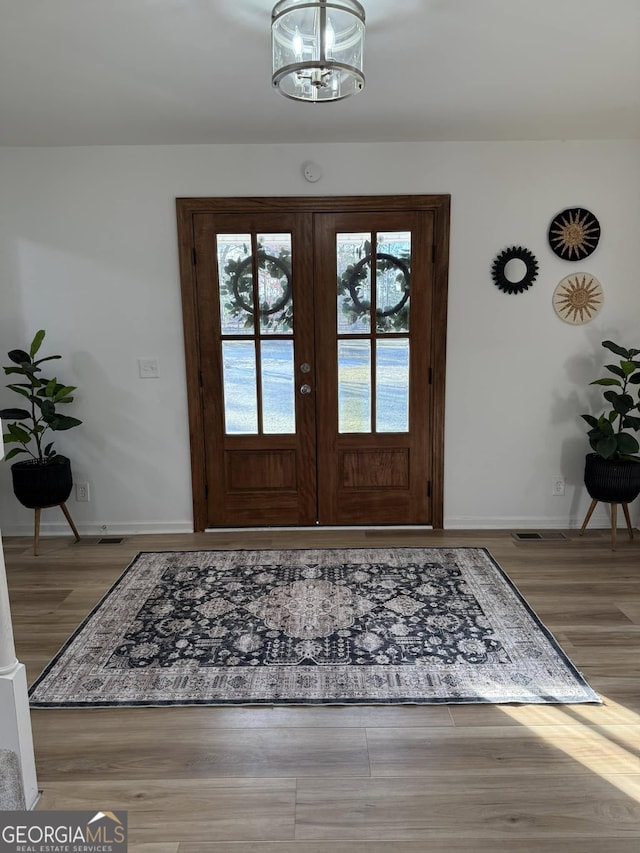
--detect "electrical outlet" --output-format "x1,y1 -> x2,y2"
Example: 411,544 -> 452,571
551,477 -> 565,496
76,482 -> 90,502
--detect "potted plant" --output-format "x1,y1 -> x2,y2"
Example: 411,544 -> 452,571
0,330 -> 82,510
581,339 -> 640,503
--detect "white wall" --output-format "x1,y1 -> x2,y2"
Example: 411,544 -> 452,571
0,140 -> 638,533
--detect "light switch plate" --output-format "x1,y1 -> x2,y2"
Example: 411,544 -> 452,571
138,358 -> 159,379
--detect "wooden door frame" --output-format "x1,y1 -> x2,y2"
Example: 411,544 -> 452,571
176,195 -> 450,532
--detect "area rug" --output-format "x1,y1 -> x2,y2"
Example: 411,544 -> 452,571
28,547 -> 600,707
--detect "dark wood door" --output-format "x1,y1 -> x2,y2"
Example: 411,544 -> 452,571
193,211 -> 317,525
177,196 -> 449,530
314,211 -> 435,524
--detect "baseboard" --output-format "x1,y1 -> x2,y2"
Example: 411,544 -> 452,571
0,521 -> 194,537
2,512 -> 633,537
444,509 -> 624,529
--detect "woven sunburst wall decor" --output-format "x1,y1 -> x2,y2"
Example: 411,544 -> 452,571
548,208 -> 601,260
552,272 -> 603,324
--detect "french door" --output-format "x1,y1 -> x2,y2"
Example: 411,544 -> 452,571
177,196 -> 450,530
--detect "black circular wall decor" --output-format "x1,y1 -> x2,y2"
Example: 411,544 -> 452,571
491,246 -> 539,294
548,207 -> 600,260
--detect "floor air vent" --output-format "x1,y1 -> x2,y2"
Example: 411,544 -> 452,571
512,531 -> 568,541
97,537 -> 125,544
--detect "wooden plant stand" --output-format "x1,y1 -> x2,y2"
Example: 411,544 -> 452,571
33,502 -> 81,556
579,498 -> 634,551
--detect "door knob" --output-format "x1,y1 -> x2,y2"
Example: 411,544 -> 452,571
300,384 -> 312,395
300,363 -> 311,374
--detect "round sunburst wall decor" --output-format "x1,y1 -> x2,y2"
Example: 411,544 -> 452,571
548,207 -> 601,260
552,272 -> 603,324
491,246 -> 539,294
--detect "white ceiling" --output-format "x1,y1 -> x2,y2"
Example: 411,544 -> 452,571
0,0 -> 638,147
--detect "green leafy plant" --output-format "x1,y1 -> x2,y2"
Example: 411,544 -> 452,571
0,330 -> 82,463
581,340 -> 640,460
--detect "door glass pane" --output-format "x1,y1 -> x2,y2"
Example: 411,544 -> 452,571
376,231 -> 411,333
222,341 -> 258,434
376,339 -> 409,433
217,234 -> 255,335
261,340 -> 295,434
338,340 -> 371,433
257,233 -> 293,335
337,232 -> 371,333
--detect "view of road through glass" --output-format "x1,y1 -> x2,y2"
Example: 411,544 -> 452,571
222,338 -> 409,435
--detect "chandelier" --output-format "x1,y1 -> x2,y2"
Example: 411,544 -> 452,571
271,0 -> 366,103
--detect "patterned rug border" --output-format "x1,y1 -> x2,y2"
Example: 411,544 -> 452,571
28,547 -> 602,708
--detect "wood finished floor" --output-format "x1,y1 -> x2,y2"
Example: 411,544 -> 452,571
4,527 -> 640,852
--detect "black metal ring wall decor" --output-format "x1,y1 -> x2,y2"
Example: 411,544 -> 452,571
346,252 -> 411,317
230,253 -> 292,316
548,207 -> 600,261
491,246 -> 539,294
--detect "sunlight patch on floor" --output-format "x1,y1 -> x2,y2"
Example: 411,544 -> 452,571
500,698 -> 640,801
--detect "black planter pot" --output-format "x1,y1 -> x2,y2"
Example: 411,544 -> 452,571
583,452 -> 640,504
10,456 -> 73,509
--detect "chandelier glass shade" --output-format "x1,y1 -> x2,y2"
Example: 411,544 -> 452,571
272,0 -> 366,103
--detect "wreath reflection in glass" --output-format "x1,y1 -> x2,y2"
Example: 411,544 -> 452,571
491,246 -> 539,294
222,243 -> 293,333
338,239 -> 411,333
220,237 -> 412,334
